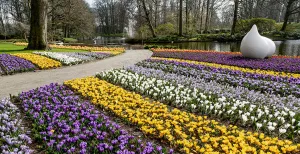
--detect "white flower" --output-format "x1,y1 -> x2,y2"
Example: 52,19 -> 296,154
279,128 -> 286,134
256,123 -> 262,129
242,114 -> 248,122
268,126 -> 275,131
289,111 -> 295,117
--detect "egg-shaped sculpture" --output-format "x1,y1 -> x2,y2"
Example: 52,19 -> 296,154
240,25 -> 275,59
262,36 -> 276,57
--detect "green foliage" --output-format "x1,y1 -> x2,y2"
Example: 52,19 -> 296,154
144,44 -> 177,49
236,18 -> 276,33
195,34 -> 244,42
155,23 -> 176,36
63,38 -> 78,43
136,25 -> 152,39
275,23 -> 300,33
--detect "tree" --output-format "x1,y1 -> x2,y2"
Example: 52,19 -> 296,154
231,0 -> 239,35
281,0 -> 300,31
140,0 -> 156,38
27,0 -> 48,50
203,0 -> 210,33
179,0 -> 183,36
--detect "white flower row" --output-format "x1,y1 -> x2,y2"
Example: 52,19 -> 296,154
97,69 -> 300,138
33,52 -> 82,65
0,98 -> 33,154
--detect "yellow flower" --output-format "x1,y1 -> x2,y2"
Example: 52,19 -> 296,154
13,53 -> 61,69
64,77 -> 300,153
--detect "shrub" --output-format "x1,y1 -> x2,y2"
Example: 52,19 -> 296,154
236,18 -> 276,34
155,23 -> 176,36
63,38 -> 78,43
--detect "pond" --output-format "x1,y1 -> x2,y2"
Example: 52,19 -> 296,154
151,40 -> 300,56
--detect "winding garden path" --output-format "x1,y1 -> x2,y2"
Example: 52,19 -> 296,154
0,50 -> 152,98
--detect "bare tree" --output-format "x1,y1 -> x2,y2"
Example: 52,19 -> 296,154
281,0 -> 300,31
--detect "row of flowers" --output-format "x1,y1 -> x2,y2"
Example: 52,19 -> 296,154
149,58 -> 300,84
13,53 -> 62,69
0,98 -> 33,154
0,51 -> 115,75
14,42 -> 125,55
138,60 -> 300,98
152,51 -> 300,73
18,83 -> 169,154
150,57 -> 300,80
151,48 -> 300,59
64,77 -> 300,153
77,52 -> 112,59
0,54 -> 36,75
33,52 -> 83,65
126,65 -> 300,112
97,69 -> 300,141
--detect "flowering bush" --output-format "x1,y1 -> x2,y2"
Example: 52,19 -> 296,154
19,83 -> 170,153
13,53 -> 62,69
152,51 -> 300,73
65,77 -> 300,153
0,98 -> 33,154
97,69 -> 300,140
0,54 -> 35,74
33,52 -> 82,65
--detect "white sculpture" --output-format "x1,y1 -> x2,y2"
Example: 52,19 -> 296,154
240,25 -> 276,59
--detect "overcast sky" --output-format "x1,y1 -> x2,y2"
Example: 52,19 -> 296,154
85,0 -> 94,6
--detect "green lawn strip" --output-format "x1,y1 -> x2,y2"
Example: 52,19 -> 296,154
0,42 -> 87,54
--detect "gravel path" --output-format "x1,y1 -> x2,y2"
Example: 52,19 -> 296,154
0,50 -> 152,98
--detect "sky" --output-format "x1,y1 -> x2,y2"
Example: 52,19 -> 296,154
85,0 -> 94,7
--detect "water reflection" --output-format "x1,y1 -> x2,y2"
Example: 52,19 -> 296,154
156,40 -> 300,56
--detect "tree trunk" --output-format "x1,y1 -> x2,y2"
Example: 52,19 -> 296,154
199,0 -> 205,33
141,0 -> 156,38
186,0 -> 188,34
27,0 -> 48,50
179,0 -> 183,36
204,0 -> 210,33
231,0 -> 239,35
281,0 -> 293,31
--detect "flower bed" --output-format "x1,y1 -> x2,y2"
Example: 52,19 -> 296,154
0,98 -> 33,154
14,42 -> 125,55
126,65 -> 300,112
65,77 -> 300,153
152,51 -> 300,73
19,83 -> 169,153
97,69 -> 300,140
33,52 -> 82,65
0,54 -> 36,74
57,52 -> 96,62
13,53 -> 62,69
78,52 -> 112,59
152,57 -> 300,79
137,60 -> 300,98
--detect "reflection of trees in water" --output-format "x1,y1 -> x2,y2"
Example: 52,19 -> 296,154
276,40 -> 300,56
157,40 -> 300,56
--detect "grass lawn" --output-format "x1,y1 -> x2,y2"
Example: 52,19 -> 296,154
0,42 -> 87,54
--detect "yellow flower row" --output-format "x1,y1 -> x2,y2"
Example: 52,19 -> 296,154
14,42 -> 125,55
13,53 -> 62,69
151,57 -> 300,78
64,77 -> 300,154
